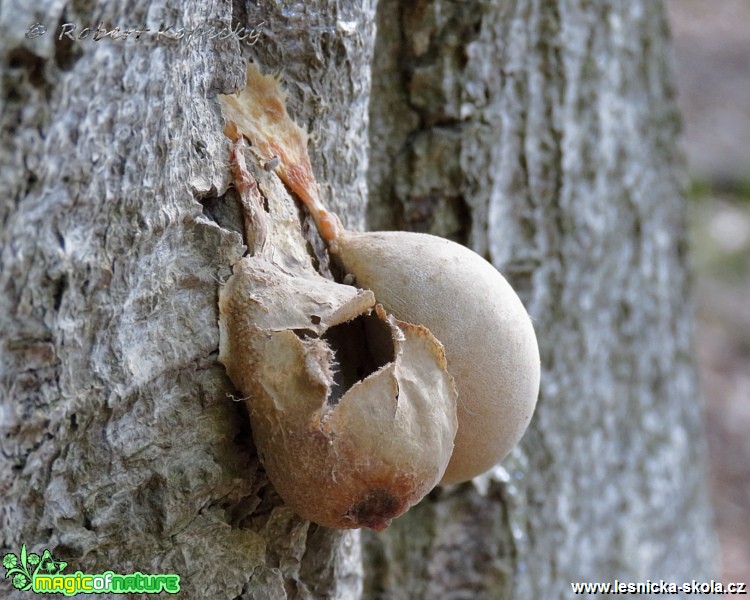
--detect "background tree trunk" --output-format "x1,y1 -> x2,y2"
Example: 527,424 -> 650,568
1,1 -> 716,600
364,1 -> 717,598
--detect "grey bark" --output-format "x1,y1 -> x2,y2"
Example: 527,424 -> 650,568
1,1 -> 373,598
364,1 -> 717,599
1,1 -> 716,600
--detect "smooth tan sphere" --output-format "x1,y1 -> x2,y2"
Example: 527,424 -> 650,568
332,230 -> 540,485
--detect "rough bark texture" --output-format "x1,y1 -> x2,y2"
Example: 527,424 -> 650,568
1,0 -> 717,599
364,1 -> 716,599
1,1 -> 373,598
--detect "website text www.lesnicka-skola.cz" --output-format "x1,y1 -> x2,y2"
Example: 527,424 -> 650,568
570,579 -> 747,595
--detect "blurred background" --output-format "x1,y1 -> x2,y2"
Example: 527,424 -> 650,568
665,0 -> 750,585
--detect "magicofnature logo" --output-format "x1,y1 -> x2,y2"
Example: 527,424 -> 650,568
3,545 -> 180,595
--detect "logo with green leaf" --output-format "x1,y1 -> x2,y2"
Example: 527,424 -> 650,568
3,545 -> 67,591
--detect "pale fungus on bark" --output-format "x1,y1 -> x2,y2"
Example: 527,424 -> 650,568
218,258 -> 458,530
330,230 -> 540,485
216,63 -> 540,530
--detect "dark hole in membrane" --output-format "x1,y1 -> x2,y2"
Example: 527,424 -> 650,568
323,310 -> 395,405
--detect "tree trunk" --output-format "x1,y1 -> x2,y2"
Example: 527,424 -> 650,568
1,1 -> 373,598
1,1 -> 716,600
363,1 -> 717,598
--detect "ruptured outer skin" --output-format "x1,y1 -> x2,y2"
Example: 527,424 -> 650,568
218,258 -> 458,530
331,230 -> 541,485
